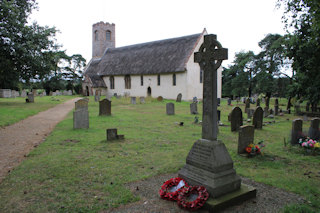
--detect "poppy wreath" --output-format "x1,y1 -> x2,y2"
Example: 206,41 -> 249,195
159,177 -> 189,201
177,186 -> 209,211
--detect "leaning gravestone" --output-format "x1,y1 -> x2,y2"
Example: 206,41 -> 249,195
131,97 -> 136,104
178,35 -> 252,202
291,118 -> 303,145
166,103 -> 174,115
230,107 -> 243,131
308,118 -> 320,140
140,97 -> 145,104
176,93 -> 182,102
99,98 -> 111,116
238,125 -> 255,154
252,107 -> 263,129
190,102 -> 198,114
26,93 -> 34,103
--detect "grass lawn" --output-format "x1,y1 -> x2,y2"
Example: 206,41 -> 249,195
0,97 -> 319,212
0,96 -> 78,127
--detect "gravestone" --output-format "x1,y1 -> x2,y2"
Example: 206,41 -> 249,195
238,125 -> 255,154
26,93 -> 34,103
176,93 -> 182,102
256,98 -> 260,107
75,99 -> 89,110
140,97 -> 145,104
106,129 -> 124,141
157,96 -> 163,101
291,118 -> 303,145
227,98 -> 231,105
245,98 -> 250,113
294,102 -> 301,115
230,107 -> 243,131
252,107 -> 263,129
166,103 -> 174,115
131,97 -> 136,104
308,118 -> 320,140
190,102 -> 198,114
274,98 -> 279,116
94,90 -> 100,102
99,98 -> 111,116
73,108 -> 89,129
179,35 -> 247,200
21,90 -> 27,98
247,109 -> 255,119
49,91 -> 53,96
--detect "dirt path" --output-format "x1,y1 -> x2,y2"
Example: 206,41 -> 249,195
0,97 -> 81,183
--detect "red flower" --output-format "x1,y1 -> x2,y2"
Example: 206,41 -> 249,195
177,186 -> 209,211
245,147 -> 252,153
159,177 -> 189,201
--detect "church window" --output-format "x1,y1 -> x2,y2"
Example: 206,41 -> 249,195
110,76 -> 115,89
140,75 -> 143,86
157,74 -> 161,86
173,74 -> 176,86
125,75 -> 131,89
106,30 -> 111,40
200,69 -> 203,83
95,30 -> 98,41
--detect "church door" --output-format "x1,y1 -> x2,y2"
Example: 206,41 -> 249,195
147,87 -> 151,97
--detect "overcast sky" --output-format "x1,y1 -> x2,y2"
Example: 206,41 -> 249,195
30,0 -> 286,67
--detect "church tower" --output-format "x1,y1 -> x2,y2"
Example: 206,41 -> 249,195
92,22 -> 115,58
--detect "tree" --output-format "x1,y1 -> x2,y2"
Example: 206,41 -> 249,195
0,0 -> 59,89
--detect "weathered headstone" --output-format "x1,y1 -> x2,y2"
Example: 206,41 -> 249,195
291,118 -> 303,145
21,90 -> 27,98
0,89 -> 11,98
99,98 -> 111,116
227,98 -> 232,105
26,93 -> 34,103
231,107 -> 243,131
179,35 -> 245,199
247,108 -> 255,119
252,107 -> 263,129
256,98 -> 260,107
73,109 -> 89,129
274,98 -> 279,116
176,93 -> 182,102
238,125 -> 255,154
245,98 -> 250,113
308,118 -> 320,140
106,129 -> 124,141
157,96 -> 163,101
140,97 -> 145,104
131,97 -> 136,104
75,99 -> 89,110
166,103 -> 174,115
190,102 -> 198,114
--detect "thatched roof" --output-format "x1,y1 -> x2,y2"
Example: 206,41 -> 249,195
84,59 -> 106,87
95,33 -> 203,76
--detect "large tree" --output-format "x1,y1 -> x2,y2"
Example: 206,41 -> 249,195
0,0 -> 59,89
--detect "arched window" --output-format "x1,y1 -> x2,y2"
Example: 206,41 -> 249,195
200,69 -> 203,83
157,74 -> 161,86
125,75 -> 131,89
173,74 -> 176,86
106,30 -> 111,40
140,75 -> 143,86
110,76 -> 115,89
94,30 -> 98,41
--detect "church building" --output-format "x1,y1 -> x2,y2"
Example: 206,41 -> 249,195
82,21 -> 222,100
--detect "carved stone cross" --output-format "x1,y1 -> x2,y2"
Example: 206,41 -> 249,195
194,34 -> 228,141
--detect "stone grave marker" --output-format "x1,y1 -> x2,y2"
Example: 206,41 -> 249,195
308,118 -> 320,140
238,125 -> 255,154
21,90 -> 27,98
140,97 -> 145,104
274,98 -> 279,116
245,98 -> 250,113
107,129 -> 124,141
26,93 -> 34,103
247,108 -> 255,119
73,108 -> 89,129
75,99 -> 89,110
252,107 -> 263,129
99,98 -> 111,116
227,98 -> 231,105
264,107 -> 269,117
157,96 -> 163,101
291,118 -> 303,145
294,102 -> 301,115
131,97 -> 136,104
166,103 -> 174,115
230,107 -> 243,131
179,35 -> 251,201
190,102 -> 198,114
176,93 -> 182,102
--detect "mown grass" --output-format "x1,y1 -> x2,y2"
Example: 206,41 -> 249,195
0,96 -> 78,127
0,97 -> 319,212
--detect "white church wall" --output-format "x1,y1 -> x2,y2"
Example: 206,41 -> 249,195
103,72 -> 187,100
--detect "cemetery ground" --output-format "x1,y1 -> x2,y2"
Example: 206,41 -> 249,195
0,97 -> 319,212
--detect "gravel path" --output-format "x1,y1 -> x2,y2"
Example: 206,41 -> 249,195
0,97 -> 81,183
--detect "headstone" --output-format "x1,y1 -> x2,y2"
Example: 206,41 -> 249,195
274,98 -> 279,116
99,98 -> 111,116
306,102 -> 310,112
256,98 -> 260,107
176,93 -> 182,102
0,89 -> 11,98
131,97 -> 136,104
21,90 -> 27,98
32,90 -> 37,96
294,102 -> 301,115
73,109 -> 89,129
94,90 -> 100,102
252,107 -> 263,129
245,98 -> 250,113
238,125 -> 255,154
227,98 -> 231,105
230,107 -> 243,131
247,109 -> 255,119
75,99 -> 89,110
157,96 -> 163,101
291,119 -> 303,145
193,97 -> 198,103
26,93 -> 34,103
106,129 -> 124,141
140,97 -> 145,104
308,118 -> 320,140
190,102 -> 198,114
49,91 -> 53,96
166,103 -> 174,115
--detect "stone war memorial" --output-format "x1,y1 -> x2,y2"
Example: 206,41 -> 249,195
178,34 -> 256,211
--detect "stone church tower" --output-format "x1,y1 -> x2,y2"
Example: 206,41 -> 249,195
92,22 -> 115,58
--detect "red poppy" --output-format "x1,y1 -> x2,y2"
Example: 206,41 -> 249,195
159,177 -> 189,201
177,186 -> 209,211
